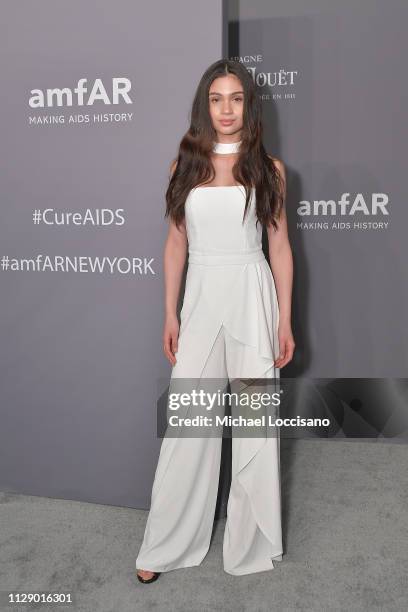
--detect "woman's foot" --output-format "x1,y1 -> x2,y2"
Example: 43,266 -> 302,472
136,569 -> 161,584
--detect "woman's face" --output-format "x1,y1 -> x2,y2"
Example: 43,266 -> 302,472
208,74 -> 244,141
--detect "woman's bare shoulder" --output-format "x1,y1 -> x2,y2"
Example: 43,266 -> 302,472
267,153 -> 284,166
267,154 -> 286,180
169,158 -> 178,179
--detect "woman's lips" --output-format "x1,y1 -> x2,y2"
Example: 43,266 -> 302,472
220,120 -> 234,126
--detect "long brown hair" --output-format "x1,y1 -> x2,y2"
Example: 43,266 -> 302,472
165,59 -> 285,231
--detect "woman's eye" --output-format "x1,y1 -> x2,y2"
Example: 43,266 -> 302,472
210,98 -> 243,103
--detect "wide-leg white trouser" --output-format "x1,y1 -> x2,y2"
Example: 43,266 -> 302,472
136,322 -> 283,576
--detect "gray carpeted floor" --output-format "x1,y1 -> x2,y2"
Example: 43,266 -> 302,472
1,439 -> 407,612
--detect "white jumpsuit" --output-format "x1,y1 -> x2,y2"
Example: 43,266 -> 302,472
136,185 -> 283,575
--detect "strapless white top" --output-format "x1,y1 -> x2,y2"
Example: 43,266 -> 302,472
185,186 -> 263,259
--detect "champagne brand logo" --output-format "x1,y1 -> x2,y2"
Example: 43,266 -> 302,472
230,54 -> 298,101
230,55 -> 298,87
246,67 -> 298,88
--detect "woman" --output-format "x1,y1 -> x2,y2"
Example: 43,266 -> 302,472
136,59 -> 295,582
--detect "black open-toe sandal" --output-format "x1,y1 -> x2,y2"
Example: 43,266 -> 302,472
136,570 -> 161,584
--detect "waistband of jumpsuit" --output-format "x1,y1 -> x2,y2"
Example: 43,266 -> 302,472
188,247 -> 266,266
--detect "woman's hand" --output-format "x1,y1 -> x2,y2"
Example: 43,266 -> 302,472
163,314 -> 180,366
274,320 -> 295,369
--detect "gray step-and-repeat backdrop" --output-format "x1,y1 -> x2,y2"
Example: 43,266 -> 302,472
226,0 -> 408,442
228,0 -> 407,379
1,1 -> 406,511
0,0 -> 223,509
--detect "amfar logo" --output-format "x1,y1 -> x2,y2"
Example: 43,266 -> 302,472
297,193 -> 390,231
297,193 -> 389,216
29,78 -> 132,108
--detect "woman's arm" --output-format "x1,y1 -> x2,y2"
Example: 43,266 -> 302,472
163,160 -> 188,365
163,217 -> 188,318
266,156 -> 295,368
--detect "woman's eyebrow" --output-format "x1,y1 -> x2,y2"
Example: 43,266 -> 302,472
209,91 -> 244,96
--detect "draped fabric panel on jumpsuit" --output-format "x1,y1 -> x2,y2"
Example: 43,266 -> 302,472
136,185 -> 283,575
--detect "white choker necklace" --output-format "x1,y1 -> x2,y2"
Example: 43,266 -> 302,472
212,140 -> 242,154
